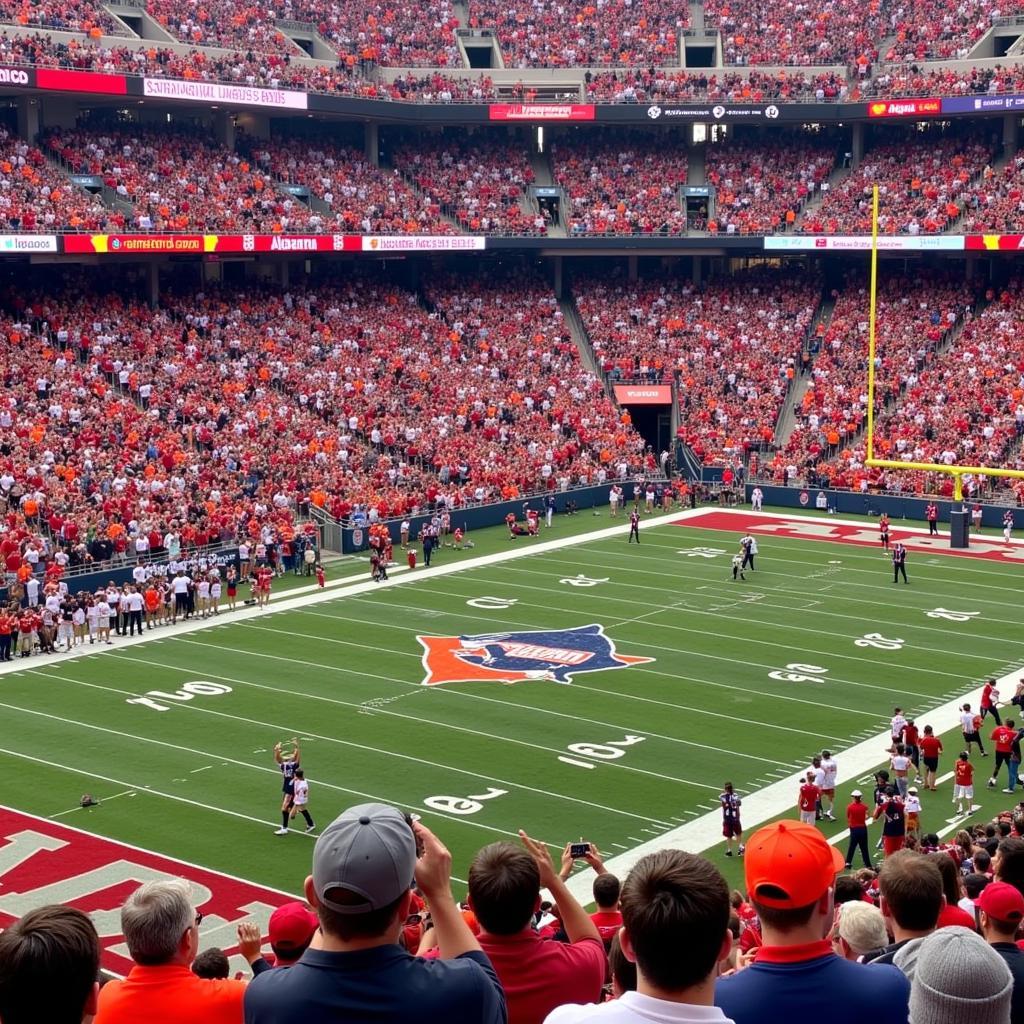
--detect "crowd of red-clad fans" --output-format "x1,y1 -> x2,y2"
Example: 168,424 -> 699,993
778,274 -> 974,490
43,123 -> 316,233
799,129 -> 996,235
574,271 -> 819,464
882,0 -> 1024,62
551,133 -> 689,236
393,137 -> 541,234
962,151 -> 1024,232
0,271 -> 650,579
466,0 -> 687,67
866,62 -> 1024,98
703,0 -> 883,66
586,68 -> 849,102
705,138 -> 834,235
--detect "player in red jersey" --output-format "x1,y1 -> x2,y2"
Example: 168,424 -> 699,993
981,679 -> 1003,725
797,771 -> 820,826
628,509 -> 640,544
988,719 -> 1017,791
953,751 -> 974,817
879,513 -> 891,551
919,725 -> 943,791
315,563 -> 325,588
720,781 -> 744,857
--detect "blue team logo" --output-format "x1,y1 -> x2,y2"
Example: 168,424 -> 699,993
417,624 -> 653,686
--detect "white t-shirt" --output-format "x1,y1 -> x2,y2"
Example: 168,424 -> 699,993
546,991 -> 736,1024
891,755 -> 911,775
961,711 -> 977,733
172,576 -> 190,595
127,593 -> 143,612
904,794 -> 921,814
292,779 -> 309,805
821,757 -> 838,789
809,765 -> 826,789
891,714 -> 908,738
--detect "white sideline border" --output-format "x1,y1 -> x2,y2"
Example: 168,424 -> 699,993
1,504 -> 1010,894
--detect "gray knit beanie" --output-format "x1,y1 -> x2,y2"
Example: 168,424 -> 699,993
908,927 -> 1013,1024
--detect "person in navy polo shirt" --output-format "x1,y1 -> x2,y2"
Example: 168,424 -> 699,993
714,820 -> 909,1024
244,803 -> 506,1024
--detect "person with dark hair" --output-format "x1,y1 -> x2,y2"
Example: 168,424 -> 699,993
589,873 -> 622,947
244,803 -> 506,1024
930,853 -> 977,930
192,948 -> 230,980
0,905 -> 100,1024
995,836 -> 1024,895
465,834 -> 605,1023
548,849 -> 736,1024
715,821 -> 909,1024
864,851 -> 943,967
606,933 -> 636,1000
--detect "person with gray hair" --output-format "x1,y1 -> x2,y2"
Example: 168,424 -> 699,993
832,901 -> 889,962
95,879 -> 263,1024
899,926 -> 1013,1023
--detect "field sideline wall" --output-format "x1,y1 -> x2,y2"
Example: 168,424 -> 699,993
750,484 -> 1014,525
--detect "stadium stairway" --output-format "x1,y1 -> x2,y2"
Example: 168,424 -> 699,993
687,0 -> 707,34
773,291 -> 836,447
529,147 -> 566,236
795,153 -> 853,230
557,294 -> 611,396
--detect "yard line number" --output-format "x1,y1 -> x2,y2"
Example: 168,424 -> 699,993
558,734 -> 647,770
127,680 -> 232,712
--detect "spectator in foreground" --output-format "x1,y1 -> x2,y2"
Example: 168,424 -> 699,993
0,905 -> 100,1024
865,850 -> 943,966
832,900 -> 889,962
465,834 -> 606,1023
192,948 -> 231,979
244,803 -> 506,1024
904,927 -> 1012,1024
264,901 -> 319,968
976,881 -> 1024,1021
714,821 -> 910,1024
546,849 -> 736,1024
589,872 -> 623,946
95,880 -> 260,1024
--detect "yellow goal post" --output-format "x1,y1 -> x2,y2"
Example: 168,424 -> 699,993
864,184 -> 1024,501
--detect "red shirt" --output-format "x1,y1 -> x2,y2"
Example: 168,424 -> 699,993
476,930 -> 606,1024
954,761 -> 974,786
589,910 -> 623,944
992,726 -> 1017,753
902,724 -> 920,747
982,684 -> 996,709
799,783 -> 820,812
846,801 -> 868,828
920,735 -> 943,759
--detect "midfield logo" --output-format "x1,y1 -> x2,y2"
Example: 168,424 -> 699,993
417,624 -> 653,685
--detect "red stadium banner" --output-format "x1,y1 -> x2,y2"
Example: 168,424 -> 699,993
866,98 -> 941,118
0,805 -> 295,976
489,103 -> 595,121
61,234 -> 362,255
613,384 -> 672,404
964,234 -> 1024,251
36,68 -> 127,95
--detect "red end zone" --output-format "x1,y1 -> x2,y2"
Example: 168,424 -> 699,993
0,806 -> 297,975
675,511 -> 1024,564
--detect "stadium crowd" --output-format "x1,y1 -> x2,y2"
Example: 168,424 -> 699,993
574,271 -> 819,464
585,68 -> 849,102
865,62 -> 1024,98
0,271 -> 649,584
780,274 -> 975,489
393,137 -> 540,235
10,797 -> 1024,1024
551,133 -> 689,236
882,0 -> 1024,62
799,130 -> 995,235
704,137 -> 835,235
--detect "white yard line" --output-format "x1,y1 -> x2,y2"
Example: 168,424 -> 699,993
49,789 -> 136,818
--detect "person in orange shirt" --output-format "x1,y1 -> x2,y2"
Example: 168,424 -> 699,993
94,880 -> 263,1024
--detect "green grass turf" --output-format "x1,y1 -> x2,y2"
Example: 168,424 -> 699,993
3,506 -> 1021,899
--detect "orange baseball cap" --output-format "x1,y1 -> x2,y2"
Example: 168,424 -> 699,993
744,820 -> 846,909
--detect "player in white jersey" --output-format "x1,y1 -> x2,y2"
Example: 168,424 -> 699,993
608,486 -> 619,518
889,707 -> 908,753
751,486 -> 763,512
820,750 -> 838,820
1004,509 -> 1014,543
731,553 -> 746,581
197,576 -> 211,618
288,769 -> 316,833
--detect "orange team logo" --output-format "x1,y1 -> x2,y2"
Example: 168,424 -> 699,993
417,624 -> 653,686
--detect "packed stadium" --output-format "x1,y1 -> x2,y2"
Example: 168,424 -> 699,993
4,2 -> 1024,1020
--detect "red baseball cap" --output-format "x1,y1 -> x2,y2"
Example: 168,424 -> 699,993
977,882 -> 1024,924
268,902 -> 318,951
744,820 -> 846,909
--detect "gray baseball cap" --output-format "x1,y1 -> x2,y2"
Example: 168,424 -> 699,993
312,803 -> 416,915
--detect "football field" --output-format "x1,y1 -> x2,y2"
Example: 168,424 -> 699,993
3,505 -> 1024,909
